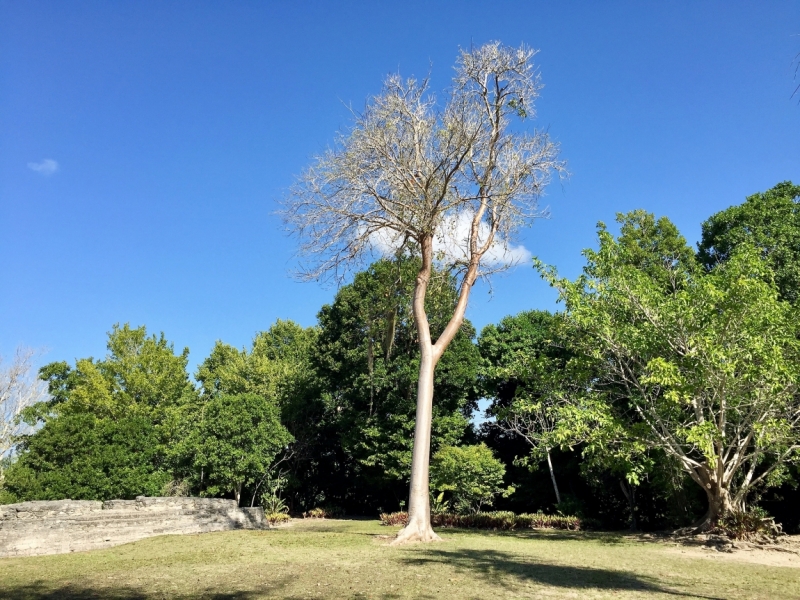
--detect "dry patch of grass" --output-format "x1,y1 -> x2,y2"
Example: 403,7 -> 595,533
1,519 -> 798,599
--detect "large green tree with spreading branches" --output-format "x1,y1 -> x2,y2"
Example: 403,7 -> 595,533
539,211 -> 800,529
5,324 -> 195,501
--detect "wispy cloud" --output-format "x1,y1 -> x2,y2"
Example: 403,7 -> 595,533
27,159 -> 59,176
368,212 -> 532,269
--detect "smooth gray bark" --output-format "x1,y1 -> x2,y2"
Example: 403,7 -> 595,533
545,449 -> 561,505
392,237 -> 480,544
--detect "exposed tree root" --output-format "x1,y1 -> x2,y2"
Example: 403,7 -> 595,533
390,522 -> 443,545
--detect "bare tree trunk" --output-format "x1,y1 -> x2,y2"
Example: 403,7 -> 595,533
393,238 -> 442,544
619,480 -> 637,531
545,448 -> 561,505
384,309 -> 397,361
393,237 -> 481,544
394,346 -> 441,543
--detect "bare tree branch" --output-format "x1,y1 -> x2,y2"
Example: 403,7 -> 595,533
0,347 -> 49,484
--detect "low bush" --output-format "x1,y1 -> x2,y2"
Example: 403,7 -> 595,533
303,506 -> 344,519
160,479 -> 191,497
265,512 -> 291,525
379,511 -> 408,526
713,508 -> 783,541
261,492 -> 289,517
379,510 -> 586,531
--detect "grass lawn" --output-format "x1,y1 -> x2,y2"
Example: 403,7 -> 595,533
1,519 -> 798,599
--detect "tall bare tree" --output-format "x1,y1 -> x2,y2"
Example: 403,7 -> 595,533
0,347 -> 48,485
284,42 -> 564,543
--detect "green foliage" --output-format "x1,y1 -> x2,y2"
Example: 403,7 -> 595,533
698,181 -> 800,303
478,310 -> 564,409
539,210 -> 800,521
430,444 -> 513,514
195,320 -> 318,406
191,393 -> 292,504
31,324 -> 194,423
478,310 -> 573,462
5,324 -> 194,501
713,507 -> 782,541
260,474 -> 289,515
186,320 -> 320,506
430,491 -> 451,515
5,413 -> 170,501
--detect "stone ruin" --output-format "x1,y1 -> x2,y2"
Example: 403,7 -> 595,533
0,496 -> 268,558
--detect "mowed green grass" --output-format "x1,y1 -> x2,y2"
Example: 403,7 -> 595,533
1,519 -> 798,599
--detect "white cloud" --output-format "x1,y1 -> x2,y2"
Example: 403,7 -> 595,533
27,159 -> 59,176
368,212 -> 531,269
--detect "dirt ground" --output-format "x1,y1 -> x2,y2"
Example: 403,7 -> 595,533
661,533 -> 800,569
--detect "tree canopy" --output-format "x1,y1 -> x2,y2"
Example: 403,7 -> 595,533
4,181 -> 800,536
6,324 -> 195,501
698,181 -> 800,303
430,443 -> 512,514
190,393 -> 292,506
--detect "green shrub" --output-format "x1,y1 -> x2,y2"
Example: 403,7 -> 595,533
5,414 -> 171,501
265,512 -> 291,524
379,510 -> 586,531
259,475 -> 289,516
430,444 -> 513,514
303,506 -> 343,519
714,508 -> 782,540
430,491 -> 451,515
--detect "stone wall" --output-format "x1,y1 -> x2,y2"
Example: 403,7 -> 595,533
0,496 -> 268,558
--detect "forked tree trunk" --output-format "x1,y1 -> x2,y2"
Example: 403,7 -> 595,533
393,238 -> 442,544
392,236 -> 480,545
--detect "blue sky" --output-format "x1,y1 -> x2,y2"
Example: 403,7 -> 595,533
2,1 -> 799,372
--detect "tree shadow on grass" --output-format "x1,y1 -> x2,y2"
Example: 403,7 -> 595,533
399,548 -> 726,599
0,581 -> 286,600
436,526 -> 638,542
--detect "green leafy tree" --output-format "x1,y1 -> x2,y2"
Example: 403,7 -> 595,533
191,393 -> 292,506
478,310 -> 569,504
430,444 -> 513,513
5,414 -> 170,501
5,324 -> 195,501
698,181 -> 800,303
184,320 -> 317,507
540,211 -> 800,529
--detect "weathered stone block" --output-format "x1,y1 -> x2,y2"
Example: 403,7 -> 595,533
0,497 -> 269,558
